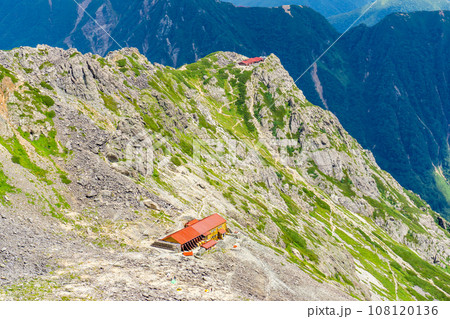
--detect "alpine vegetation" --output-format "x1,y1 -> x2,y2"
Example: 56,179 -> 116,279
0,46 -> 449,300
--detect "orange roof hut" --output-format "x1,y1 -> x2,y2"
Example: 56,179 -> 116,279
162,214 -> 227,251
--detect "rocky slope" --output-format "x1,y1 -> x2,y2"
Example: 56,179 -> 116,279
2,1 -> 450,223
0,46 -> 449,300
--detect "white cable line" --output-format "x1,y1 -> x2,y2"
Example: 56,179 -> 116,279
71,0 -> 124,50
292,0 -> 379,84
70,0 -> 379,75
70,0 -> 380,130
70,0 -> 378,85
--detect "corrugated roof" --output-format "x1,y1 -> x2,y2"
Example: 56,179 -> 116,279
201,240 -> 217,250
163,226 -> 201,244
219,228 -> 226,234
191,213 -> 226,234
162,214 -> 226,245
185,219 -> 199,227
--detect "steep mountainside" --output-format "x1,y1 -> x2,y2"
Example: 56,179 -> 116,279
0,46 -> 449,300
224,0 -> 371,17
324,11 -> 450,221
2,1 -> 450,222
223,0 -> 450,31
330,0 -> 450,31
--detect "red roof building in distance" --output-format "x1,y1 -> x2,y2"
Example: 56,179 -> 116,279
239,57 -> 264,66
161,213 -> 228,251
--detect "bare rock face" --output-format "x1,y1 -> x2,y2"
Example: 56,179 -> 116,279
0,117 -> 12,138
0,46 -> 449,301
143,199 -> 160,211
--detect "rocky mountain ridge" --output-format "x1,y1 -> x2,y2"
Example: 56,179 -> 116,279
224,0 -> 371,18
2,0 -> 450,223
0,45 -> 449,300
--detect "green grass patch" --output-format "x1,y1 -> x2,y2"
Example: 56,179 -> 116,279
29,130 -> 60,157
406,190 -> 427,209
307,166 -> 319,179
38,61 -> 53,70
40,81 -> 54,91
355,227 -> 385,251
149,210 -> 174,224
302,187 -> 315,198
389,242 -> 450,281
316,197 -> 331,211
45,110 -> 56,119
0,135 -> 49,182
403,269 -> 448,300
229,69 -> 256,134
334,272 -> 355,288
170,155 -> 182,166
141,113 -> 161,132
18,128 -> 67,158
280,191 -> 301,215
198,112 -> 216,133
126,55 -> 145,76
269,213 -> 318,263
386,241 -> 450,300
116,59 -> 127,68
265,93 -> 290,136
205,174 -> 221,187
282,227 -> 319,263
97,57 -> 109,67
223,189 -> 237,205
179,135 -> 193,157
13,91 -> 23,101
60,173 -> 72,184
335,228 -> 360,247
433,171 -> 450,211
41,95 -> 55,107
24,84 -> 55,109
0,278 -> 60,301
0,167 -> 17,203
0,65 -> 18,83
364,195 -> 427,234
100,92 -> 119,114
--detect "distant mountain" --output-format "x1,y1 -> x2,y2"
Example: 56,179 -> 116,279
0,0 -> 327,61
0,0 -> 339,74
226,0 -> 450,32
224,0 -> 371,17
329,0 -> 450,31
